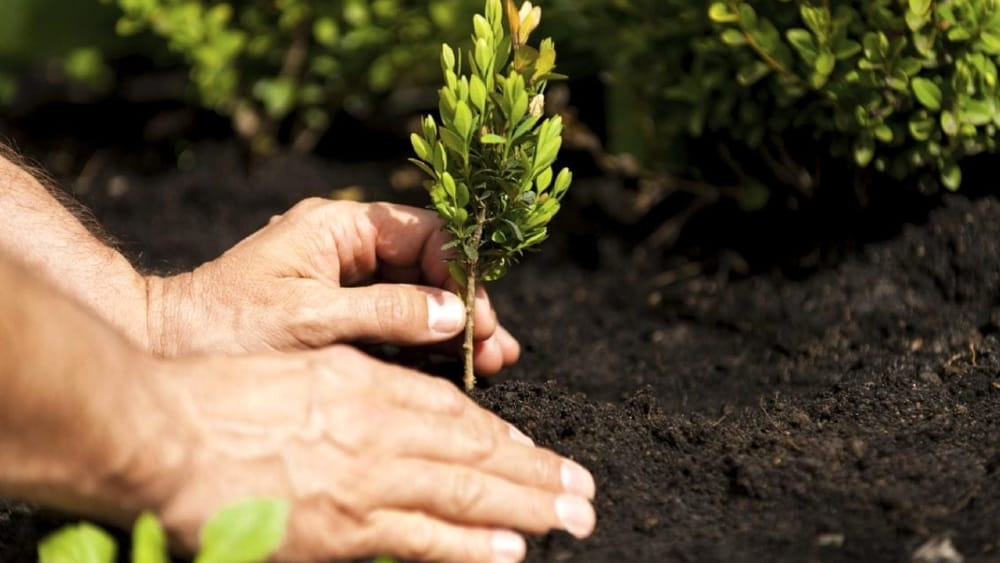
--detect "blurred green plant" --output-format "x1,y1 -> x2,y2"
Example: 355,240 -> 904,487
105,0 -> 479,152
411,0 -> 571,390
37,498 -> 288,563
545,0 -> 1000,209
0,0 -> 124,105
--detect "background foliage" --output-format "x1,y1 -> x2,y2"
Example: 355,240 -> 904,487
107,0 -> 478,152
5,1 -> 1000,202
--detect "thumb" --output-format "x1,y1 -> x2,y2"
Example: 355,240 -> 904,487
323,284 -> 467,345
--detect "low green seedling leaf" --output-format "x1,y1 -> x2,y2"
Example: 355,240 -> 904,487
195,498 -> 289,563
132,512 -> 169,563
38,522 -> 116,563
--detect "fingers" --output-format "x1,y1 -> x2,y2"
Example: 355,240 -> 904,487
372,459 -> 596,539
370,512 -> 526,563
295,281 -> 521,375
305,284 -> 467,345
473,326 -> 521,375
340,202 -> 453,286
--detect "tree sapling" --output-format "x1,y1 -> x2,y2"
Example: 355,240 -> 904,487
410,0 -> 572,391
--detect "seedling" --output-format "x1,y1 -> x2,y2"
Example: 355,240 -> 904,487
37,498 -> 288,563
410,0 -> 572,390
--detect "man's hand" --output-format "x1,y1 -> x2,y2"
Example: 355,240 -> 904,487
0,254 -> 595,563
139,346 -> 595,562
147,199 -> 519,375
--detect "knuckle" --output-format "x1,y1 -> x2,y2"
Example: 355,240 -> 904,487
428,378 -> 465,414
448,471 -> 488,516
400,517 -> 439,561
373,290 -> 413,332
462,428 -> 497,463
533,452 -> 562,489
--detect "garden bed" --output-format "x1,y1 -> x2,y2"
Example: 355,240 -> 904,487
1,142 -> 998,562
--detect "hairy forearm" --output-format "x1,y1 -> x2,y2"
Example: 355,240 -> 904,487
0,146 -> 151,350
0,253 -> 181,524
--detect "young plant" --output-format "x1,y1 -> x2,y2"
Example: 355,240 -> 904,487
37,498 -> 288,563
410,0 -> 572,391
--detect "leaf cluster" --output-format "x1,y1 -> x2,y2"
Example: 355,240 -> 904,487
106,0 -> 477,151
38,498 -> 288,563
545,0 -> 1000,200
409,0 -> 571,284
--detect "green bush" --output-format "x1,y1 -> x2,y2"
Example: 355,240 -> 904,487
0,0 -> 127,104
546,0 -> 1000,204
107,0 -> 479,152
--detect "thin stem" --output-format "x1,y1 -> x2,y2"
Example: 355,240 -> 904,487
463,207 -> 487,391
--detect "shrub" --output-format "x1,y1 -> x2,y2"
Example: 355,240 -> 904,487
410,0 -> 571,389
0,0 -> 125,105
107,0 -> 479,152
545,0 -> 1000,206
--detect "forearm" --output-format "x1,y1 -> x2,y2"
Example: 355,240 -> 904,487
0,147 -> 151,350
0,253 -> 182,524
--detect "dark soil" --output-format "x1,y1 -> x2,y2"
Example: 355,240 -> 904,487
1,142 -> 999,563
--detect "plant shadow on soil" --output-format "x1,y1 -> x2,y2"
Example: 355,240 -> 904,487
1,103 -> 999,562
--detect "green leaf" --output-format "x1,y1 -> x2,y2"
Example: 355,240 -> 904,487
720,28 -> 747,47
738,4 -> 758,28
853,133 -> 875,166
252,77 -> 296,118
940,111 -> 958,136
736,61 -> 771,86
908,0 -> 931,16
940,162 -> 962,190
441,172 -> 457,200
452,100 -> 474,140
312,18 -> 339,47
800,4 -> 829,40
786,28 -> 817,61
979,30 -> 1000,54
410,133 -> 431,161
447,262 -> 467,287
440,43 -> 456,72
455,181 -> 470,207
873,123 -> 893,143
407,158 -> 436,179
908,115 -> 935,141
708,2 -> 738,23
510,89 -> 529,125
469,75 -> 487,113
911,77 -> 942,110
815,50 -> 835,75
432,140 -> 448,172
195,498 -> 289,563
833,39 -> 862,60
961,98 -> 994,125
535,167 -> 553,192
132,512 -> 169,563
480,133 -> 507,144
473,14 -> 492,42
38,523 -> 116,563
552,168 -> 572,198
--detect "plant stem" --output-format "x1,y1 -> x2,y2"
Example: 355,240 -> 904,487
463,208 -> 487,391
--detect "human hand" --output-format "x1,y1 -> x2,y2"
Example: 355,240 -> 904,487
146,199 -> 519,375
138,345 -> 596,562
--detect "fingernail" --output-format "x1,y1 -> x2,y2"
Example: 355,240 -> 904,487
491,530 -> 526,563
508,424 -> 534,447
561,460 -> 596,499
427,292 -> 464,335
555,494 -> 596,539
